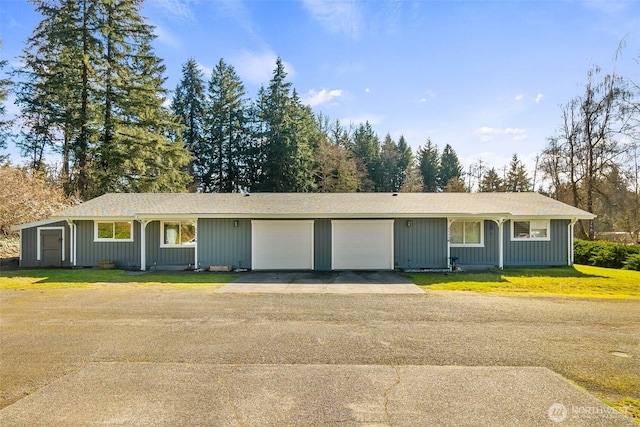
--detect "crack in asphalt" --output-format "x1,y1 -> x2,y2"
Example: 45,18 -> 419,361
383,365 -> 401,426
218,376 -> 243,427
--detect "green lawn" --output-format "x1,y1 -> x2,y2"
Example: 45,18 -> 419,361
0,268 -> 240,289
405,265 -> 640,298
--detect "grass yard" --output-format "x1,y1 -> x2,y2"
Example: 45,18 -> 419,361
405,265 -> 640,299
0,268 -> 240,289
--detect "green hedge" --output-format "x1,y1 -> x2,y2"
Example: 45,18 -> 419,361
574,240 -> 640,270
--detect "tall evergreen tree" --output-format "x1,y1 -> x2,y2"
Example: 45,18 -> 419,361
438,143 -> 463,191
379,134 -> 400,192
204,58 -> 247,192
505,153 -> 531,192
478,167 -> 504,192
171,58 -> 206,191
16,0 -> 190,199
255,58 -> 315,192
416,139 -> 439,192
351,121 -> 381,191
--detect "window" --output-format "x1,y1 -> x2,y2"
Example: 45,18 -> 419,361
95,221 -> 133,241
512,220 -> 550,240
450,220 -> 483,246
161,221 -> 196,247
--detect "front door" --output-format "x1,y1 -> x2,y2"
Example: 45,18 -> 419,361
41,230 -> 63,267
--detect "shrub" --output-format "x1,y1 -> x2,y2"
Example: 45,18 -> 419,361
574,240 -> 640,269
623,254 -> 640,271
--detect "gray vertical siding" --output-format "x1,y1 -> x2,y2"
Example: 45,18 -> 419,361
451,220 -> 500,268
196,218 -> 251,270
504,219 -> 569,266
75,220 -> 141,268
314,219 -> 332,271
144,221 -> 194,268
19,221 -> 72,268
394,218 -> 448,269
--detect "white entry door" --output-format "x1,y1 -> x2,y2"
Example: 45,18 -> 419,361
331,220 -> 394,270
251,220 -> 314,270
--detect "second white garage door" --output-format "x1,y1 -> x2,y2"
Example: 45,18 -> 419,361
331,220 -> 394,270
251,220 -> 314,270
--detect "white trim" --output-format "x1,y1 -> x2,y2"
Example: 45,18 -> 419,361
138,220 -> 151,271
11,218 -> 62,232
19,229 -> 22,262
449,219 -> 485,247
160,220 -> 197,248
568,219 -> 577,266
491,218 -> 506,269
67,220 -> 77,267
94,220 -> 134,242
37,226 -> 65,262
510,219 -> 551,241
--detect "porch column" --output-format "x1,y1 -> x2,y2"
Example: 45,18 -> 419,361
568,219 -> 577,266
138,220 -> 150,271
447,218 -> 454,270
193,219 -> 199,270
492,218 -> 506,270
66,220 -> 76,267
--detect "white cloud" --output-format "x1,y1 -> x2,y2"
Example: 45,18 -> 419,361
197,63 -> 213,79
148,0 -> 194,20
419,89 -> 437,103
302,0 -> 362,38
535,93 -> 544,103
504,128 -> 527,141
302,89 -> 344,107
473,127 -> 502,142
152,24 -> 182,48
341,113 -> 384,126
514,94 -> 524,101
232,51 -> 295,86
474,127 -> 527,142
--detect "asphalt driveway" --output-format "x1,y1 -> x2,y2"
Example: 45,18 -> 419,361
1,283 -> 638,425
220,270 -> 423,293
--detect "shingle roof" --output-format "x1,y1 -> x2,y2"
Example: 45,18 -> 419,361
51,192 -> 595,220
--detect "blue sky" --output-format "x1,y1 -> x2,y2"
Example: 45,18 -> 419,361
1,0 -> 639,177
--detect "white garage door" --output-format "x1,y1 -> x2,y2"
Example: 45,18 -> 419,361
331,220 -> 394,270
252,220 -> 314,270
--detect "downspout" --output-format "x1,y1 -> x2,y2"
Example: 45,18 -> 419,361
568,218 -> 577,266
138,219 -> 150,271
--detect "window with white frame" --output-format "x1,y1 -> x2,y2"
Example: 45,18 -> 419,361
511,220 -> 550,240
161,221 -> 196,247
95,221 -> 133,241
450,220 -> 483,246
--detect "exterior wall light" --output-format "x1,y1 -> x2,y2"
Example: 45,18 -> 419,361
406,220 -> 411,227
234,220 -> 239,227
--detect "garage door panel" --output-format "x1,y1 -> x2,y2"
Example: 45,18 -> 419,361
252,221 -> 314,270
332,220 -> 394,270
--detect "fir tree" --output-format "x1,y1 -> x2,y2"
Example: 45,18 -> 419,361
204,58 -> 247,192
438,144 -> 463,191
505,153 -> 531,192
479,167 -> 504,192
416,139 -> 439,192
351,121 -> 381,191
171,58 -> 206,191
